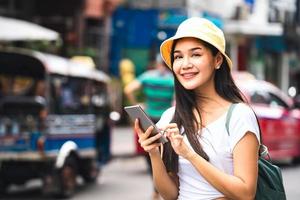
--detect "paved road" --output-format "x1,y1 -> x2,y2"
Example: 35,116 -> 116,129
1,125 -> 154,200
73,156 -> 153,200
281,163 -> 300,200
72,125 -> 153,200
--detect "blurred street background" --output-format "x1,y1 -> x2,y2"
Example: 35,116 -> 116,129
1,126 -> 300,199
1,0 -> 300,199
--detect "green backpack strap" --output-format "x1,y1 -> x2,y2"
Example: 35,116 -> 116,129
225,103 -> 269,158
225,103 -> 237,135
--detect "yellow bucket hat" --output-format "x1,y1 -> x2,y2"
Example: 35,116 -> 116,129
160,17 -> 232,69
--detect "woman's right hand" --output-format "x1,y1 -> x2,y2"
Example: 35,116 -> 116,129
134,119 -> 162,155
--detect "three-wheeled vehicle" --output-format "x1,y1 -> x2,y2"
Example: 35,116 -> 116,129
0,47 -> 111,197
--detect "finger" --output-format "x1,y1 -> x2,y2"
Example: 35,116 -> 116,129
134,119 -> 143,136
171,134 -> 184,140
169,133 -> 183,141
167,133 -> 183,145
165,128 -> 180,138
167,127 -> 180,134
137,125 -> 154,144
161,123 -> 178,132
141,133 -> 162,146
144,125 -> 154,138
143,142 -> 161,152
168,123 -> 178,128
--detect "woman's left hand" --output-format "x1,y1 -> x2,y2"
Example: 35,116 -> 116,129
163,123 -> 194,159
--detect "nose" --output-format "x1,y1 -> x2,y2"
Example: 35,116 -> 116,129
181,57 -> 193,69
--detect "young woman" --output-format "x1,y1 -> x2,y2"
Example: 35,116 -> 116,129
134,17 -> 260,200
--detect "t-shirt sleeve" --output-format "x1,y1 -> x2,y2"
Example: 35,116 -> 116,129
137,70 -> 153,84
156,106 -> 175,129
228,104 -> 260,152
136,72 -> 147,84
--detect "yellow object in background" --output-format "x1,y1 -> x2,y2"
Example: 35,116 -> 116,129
71,56 -> 96,69
119,58 -> 135,86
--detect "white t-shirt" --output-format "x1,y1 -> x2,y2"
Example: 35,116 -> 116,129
156,103 -> 260,200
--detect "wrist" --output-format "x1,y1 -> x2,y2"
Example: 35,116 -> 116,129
149,148 -> 160,157
184,150 -> 197,161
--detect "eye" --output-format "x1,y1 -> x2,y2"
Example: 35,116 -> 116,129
192,53 -> 201,57
174,55 -> 182,60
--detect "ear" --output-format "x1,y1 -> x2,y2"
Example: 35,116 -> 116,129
214,52 -> 223,69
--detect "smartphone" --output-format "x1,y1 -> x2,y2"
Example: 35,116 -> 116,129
124,105 -> 168,144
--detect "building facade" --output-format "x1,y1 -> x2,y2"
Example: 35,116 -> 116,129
0,0 -> 121,72
110,0 -> 300,97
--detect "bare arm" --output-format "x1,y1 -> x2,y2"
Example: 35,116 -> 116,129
124,79 -> 141,105
150,152 -> 179,200
134,119 -> 178,200
165,123 -> 259,200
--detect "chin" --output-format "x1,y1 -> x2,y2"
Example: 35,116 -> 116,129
181,83 -> 199,90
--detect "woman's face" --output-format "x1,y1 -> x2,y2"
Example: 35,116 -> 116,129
172,37 -> 221,91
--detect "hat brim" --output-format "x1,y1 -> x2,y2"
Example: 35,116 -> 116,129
160,34 -> 232,70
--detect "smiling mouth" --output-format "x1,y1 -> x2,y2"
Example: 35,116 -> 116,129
181,72 -> 198,79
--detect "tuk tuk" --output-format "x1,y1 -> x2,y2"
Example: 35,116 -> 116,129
0,47 -> 111,197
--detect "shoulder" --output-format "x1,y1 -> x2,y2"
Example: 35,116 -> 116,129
162,106 -> 175,117
231,103 -> 257,121
142,69 -> 157,76
156,106 -> 175,128
228,103 -> 260,150
230,103 -> 257,124
137,70 -> 157,81
234,103 -> 253,112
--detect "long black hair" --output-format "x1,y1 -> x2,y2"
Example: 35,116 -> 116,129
162,38 -> 245,173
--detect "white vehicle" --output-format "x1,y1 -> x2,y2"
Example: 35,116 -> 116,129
0,47 -> 111,197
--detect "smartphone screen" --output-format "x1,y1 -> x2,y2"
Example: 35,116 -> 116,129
124,105 -> 168,144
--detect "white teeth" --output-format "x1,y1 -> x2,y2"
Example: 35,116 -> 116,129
182,73 -> 195,78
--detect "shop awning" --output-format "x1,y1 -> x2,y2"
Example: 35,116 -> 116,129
224,20 -> 283,36
0,16 -> 60,41
0,48 -> 111,83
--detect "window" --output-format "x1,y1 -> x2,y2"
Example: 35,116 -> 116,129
49,76 -> 93,114
251,91 -> 269,105
268,92 -> 289,109
250,90 -> 289,109
0,74 -> 35,96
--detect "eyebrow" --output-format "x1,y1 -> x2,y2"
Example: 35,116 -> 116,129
173,47 -> 203,54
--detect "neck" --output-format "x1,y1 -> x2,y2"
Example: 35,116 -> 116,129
193,74 -> 230,111
195,88 -> 229,112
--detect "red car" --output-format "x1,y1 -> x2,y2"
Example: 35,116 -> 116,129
234,72 -> 300,162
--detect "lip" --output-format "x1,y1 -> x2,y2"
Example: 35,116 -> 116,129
181,72 -> 198,79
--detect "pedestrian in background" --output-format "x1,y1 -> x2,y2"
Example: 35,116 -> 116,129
135,17 -> 260,199
124,56 -> 174,200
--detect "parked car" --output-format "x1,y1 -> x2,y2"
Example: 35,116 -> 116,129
233,72 -> 300,162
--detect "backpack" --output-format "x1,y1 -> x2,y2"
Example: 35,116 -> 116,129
225,104 -> 286,200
